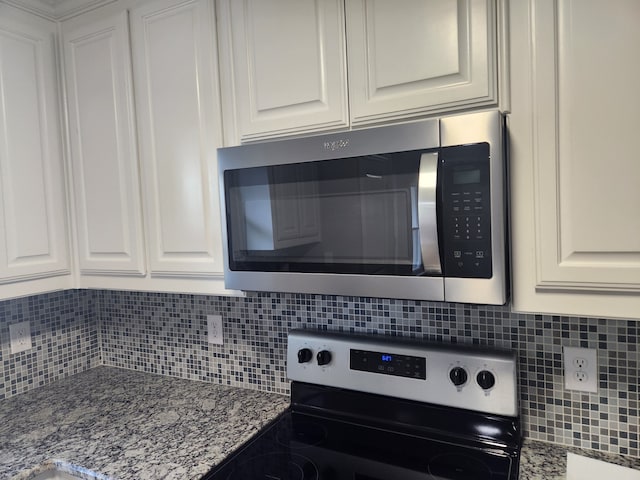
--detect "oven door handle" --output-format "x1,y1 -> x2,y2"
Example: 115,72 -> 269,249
418,152 -> 442,274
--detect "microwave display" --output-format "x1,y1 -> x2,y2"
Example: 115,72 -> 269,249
453,168 -> 481,185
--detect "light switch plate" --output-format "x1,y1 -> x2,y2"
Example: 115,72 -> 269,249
9,321 -> 32,354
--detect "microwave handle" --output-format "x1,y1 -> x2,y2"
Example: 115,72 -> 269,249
418,152 -> 442,274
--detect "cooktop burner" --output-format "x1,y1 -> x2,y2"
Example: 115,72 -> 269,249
201,330 -> 522,480
277,420 -> 328,450
205,407 -> 516,480
226,452 -> 319,480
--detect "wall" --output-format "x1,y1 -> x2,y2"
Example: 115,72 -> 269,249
0,289 -> 638,458
0,290 -> 99,400
98,290 -> 639,458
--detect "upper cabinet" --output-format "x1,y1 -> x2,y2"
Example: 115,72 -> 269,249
216,0 -> 349,143
509,0 -> 640,319
0,4 -> 71,296
63,8 -> 146,277
59,0 -> 229,295
217,0 -> 500,144
130,0 -> 224,278
346,0 -> 496,126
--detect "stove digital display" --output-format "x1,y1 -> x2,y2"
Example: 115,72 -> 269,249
350,349 -> 426,379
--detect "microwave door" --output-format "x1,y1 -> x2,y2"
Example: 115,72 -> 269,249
417,152 -> 442,275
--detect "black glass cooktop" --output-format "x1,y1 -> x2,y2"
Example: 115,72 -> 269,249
202,409 -> 516,480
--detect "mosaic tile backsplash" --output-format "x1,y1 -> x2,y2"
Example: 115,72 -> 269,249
1,288 -> 639,459
0,290 -> 99,400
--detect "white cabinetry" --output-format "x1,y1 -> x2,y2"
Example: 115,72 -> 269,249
60,0 -> 230,295
509,0 -> 640,319
129,0 -> 224,278
0,4 -> 71,298
216,0 -> 349,143
346,0 -> 496,126
63,9 -> 146,276
218,0 -> 499,144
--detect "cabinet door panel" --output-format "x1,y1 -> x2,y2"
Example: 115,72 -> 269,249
509,0 -> 640,319
0,11 -> 69,281
218,0 -> 348,143
63,11 -> 146,276
346,0 -> 496,125
131,0 -> 223,276
535,0 -> 640,291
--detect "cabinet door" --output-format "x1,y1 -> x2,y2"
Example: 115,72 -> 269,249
63,10 -> 146,276
130,0 -> 224,276
217,0 -> 349,144
346,0 -> 497,126
509,0 -> 640,319
0,6 -> 70,283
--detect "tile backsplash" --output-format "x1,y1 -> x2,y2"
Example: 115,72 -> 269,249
1,289 -> 638,458
0,290 -> 99,400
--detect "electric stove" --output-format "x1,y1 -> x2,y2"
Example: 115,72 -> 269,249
201,330 -> 522,480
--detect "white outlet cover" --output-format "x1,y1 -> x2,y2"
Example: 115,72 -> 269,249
564,346 -> 598,393
207,315 -> 224,345
9,321 -> 32,354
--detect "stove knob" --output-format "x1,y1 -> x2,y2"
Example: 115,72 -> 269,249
477,370 -> 496,390
297,348 -> 313,364
317,350 -> 332,366
449,366 -> 468,386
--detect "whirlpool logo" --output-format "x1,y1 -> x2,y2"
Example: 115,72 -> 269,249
323,139 -> 350,151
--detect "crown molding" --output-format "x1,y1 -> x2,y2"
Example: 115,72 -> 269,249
1,0 -> 115,20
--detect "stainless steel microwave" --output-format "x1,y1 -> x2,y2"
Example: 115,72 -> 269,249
217,110 -> 507,304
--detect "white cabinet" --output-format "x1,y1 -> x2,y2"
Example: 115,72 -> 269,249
62,9 -> 146,276
216,0 -> 349,143
509,0 -> 640,319
218,0 -> 499,144
0,4 -> 71,294
130,0 -> 224,278
59,0 -> 231,295
346,0 -> 496,126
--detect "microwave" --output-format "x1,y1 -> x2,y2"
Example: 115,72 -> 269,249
217,110 -> 507,305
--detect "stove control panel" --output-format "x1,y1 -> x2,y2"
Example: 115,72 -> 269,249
350,349 -> 427,379
287,330 -> 518,417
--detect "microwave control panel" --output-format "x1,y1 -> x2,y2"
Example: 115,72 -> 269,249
440,143 -> 492,278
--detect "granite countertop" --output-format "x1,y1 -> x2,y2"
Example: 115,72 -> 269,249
2,367 -> 639,480
0,367 -> 289,480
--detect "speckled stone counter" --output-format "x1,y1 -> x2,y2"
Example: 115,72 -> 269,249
3,367 -> 639,480
0,367 -> 289,480
520,438 -> 640,480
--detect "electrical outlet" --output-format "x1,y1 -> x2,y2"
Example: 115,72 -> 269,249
564,346 -> 598,393
207,315 -> 224,345
9,321 -> 32,354
573,357 -> 587,369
